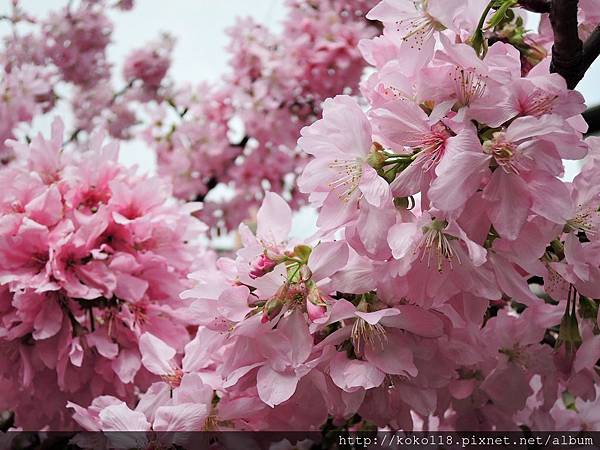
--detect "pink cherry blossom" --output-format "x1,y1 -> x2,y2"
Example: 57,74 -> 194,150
1,0 -> 600,436
0,118 -> 206,429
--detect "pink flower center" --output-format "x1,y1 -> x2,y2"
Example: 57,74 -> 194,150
451,67 -> 487,108
351,318 -> 387,353
78,187 -> 111,212
416,125 -> 450,171
418,219 -> 459,272
396,13 -> 435,51
521,89 -> 558,117
567,204 -> 598,235
129,304 -> 148,325
328,158 -> 363,202
161,367 -> 183,388
483,133 -> 521,175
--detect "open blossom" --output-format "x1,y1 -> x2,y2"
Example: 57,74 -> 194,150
298,95 -> 392,231
428,116 -> 587,238
0,118 -> 206,429
365,0 -> 460,78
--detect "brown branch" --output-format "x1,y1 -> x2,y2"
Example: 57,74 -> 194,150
518,0 -> 551,13
549,0 -> 584,89
583,25 -> 600,73
583,104 -> 600,135
521,0 -> 600,89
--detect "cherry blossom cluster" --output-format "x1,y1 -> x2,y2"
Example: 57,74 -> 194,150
1,0 -> 380,236
0,119 -> 206,430
0,0 -> 140,159
0,0 -> 383,432
144,0 -> 380,232
68,0 -> 600,435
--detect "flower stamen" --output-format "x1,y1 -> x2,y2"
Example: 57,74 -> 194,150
351,318 -> 387,353
418,219 -> 459,272
328,158 -> 363,202
451,67 -> 487,108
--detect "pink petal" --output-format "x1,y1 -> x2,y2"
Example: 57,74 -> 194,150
114,273 -> 149,303
449,379 -> 475,400
278,310 -> 313,366
217,285 -> 251,322
355,308 -> 400,325
87,332 -> 119,359
67,401 -> 101,431
25,185 -> 63,227
257,365 -> 300,407
527,172 -> 574,224
390,156 -> 427,197
483,171 -> 531,240
174,373 -> 214,405
256,192 -> 292,245
139,333 -> 176,376
574,335 -> 600,373
111,349 -> 142,384
429,131 -> 489,212
381,305 -> 444,337
330,352 -> 385,392
359,165 -> 392,208
99,403 -> 151,431
488,253 -> 539,305
153,403 -> 209,431
364,333 -> 418,377
308,241 -> 349,281
32,298 -> 63,340
388,222 -> 419,260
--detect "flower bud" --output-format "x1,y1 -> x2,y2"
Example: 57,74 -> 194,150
249,254 -> 277,279
366,142 -> 386,171
306,284 -> 327,322
557,311 -> 582,352
293,244 -> 312,262
261,295 -> 285,323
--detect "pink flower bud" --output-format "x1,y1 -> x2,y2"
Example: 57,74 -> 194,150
261,295 -> 285,323
249,254 -> 277,279
306,285 -> 327,322
306,299 -> 327,322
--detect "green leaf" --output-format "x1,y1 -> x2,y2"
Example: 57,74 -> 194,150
485,0 -> 518,30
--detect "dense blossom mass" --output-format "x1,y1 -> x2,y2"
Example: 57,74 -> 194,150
0,119 -> 206,429
0,0 -> 379,235
0,0 -> 600,439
